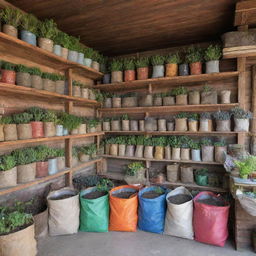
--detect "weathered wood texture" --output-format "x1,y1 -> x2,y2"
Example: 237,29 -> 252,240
235,0 -> 256,26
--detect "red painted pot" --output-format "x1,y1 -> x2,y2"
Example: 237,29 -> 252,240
31,121 -> 44,138
137,67 -> 149,80
189,62 -> 202,75
36,161 -> 48,178
124,70 -> 135,82
1,69 -> 16,84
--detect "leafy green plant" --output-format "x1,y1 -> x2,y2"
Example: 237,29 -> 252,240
201,138 -> 212,146
190,141 -> 200,150
54,31 -> 70,48
42,110 -> 57,123
83,47 -> 94,59
20,13 -> 39,34
168,136 -> 181,148
28,67 -> 42,76
136,136 -> 145,145
86,118 -> 100,129
126,136 -> 136,145
214,140 -> 226,147
96,178 -> 114,192
135,57 -> 149,68
180,136 -> 192,148
186,46 -> 203,63
0,7 -> 22,27
38,19 -> 58,39
123,58 -> 135,70
153,187 -> 164,194
110,59 -> 123,72
200,112 -> 212,120
202,85 -> 214,93
231,107 -> 252,119
188,113 -> 199,121
0,116 -> 13,124
12,147 -> 37,165
27,107 -> 45,122
235,156 -> 256,178
92,50 -> 101,62
151,55 -> 165,66
13,112 -> 33,124
121,114 -> 129,120
58,112 -> 82,131
1,61 -> 15,71
0,154 -> 16,171
152,136 -> 166,147
204,44 -> 222,61
213,111 -> 231,120
171,86 -> 188,96
174,112 -> 188,119
94,90 -> 104,103
35,145 -> 50,162
41,72 -> 54,80
125,162 -> 145,176
54,148 -> 65,157
15,64 -> 30,73
166,52 -> 181,64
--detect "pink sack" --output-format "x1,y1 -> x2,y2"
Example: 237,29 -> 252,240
193,191 -> 230,247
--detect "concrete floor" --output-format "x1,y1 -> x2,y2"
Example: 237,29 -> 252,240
38,231 -> 254,256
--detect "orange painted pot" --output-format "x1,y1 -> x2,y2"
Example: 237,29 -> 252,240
1,70 -> 16,84
165,63 -> 178,77
124,70 -> 135,82
31,121 -> 44,138
36,161 -> 48,178
189,62 -> 202,75
137,67 -> 149,80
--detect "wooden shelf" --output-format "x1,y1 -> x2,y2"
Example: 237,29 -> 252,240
0,82 -> 101,107
0,32 -> 103,80
223,46 -> 256,59
0,132 -> 105,148
94,71 -> 239,91
0,158 -> 102,196
100,103 -> 239,114
101,154 -> 223,165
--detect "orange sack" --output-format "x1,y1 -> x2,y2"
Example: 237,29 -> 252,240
109,185 -> 139,232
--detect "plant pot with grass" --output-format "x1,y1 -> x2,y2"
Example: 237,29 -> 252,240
199,112 -> 212,132
179,62 -> 189,76
167,120 -> 174,131
48,149 -> 58,175
115,137 -> 125,157
201,85 -> 217,104
112,94 -> 122,108
78,121 -> 87,134
55,148 -> 65,170
35,145 -> 49,177
164,143 -> 171,159
214,140 -> 227,163
86,118 -> 99,133
162,92 -> 175,106
175,112 -> 188,131
144,137 -> 154,158
191,142 -> 201,161
83,47 -> 94,67
77,46 -> 85,65
67,35 -> 79,62
110,117 -> 120,131
102,60 -> 111,84
158,118 -> 166,131
103,93 -> 112,107
231,107 -> 252,132
151,55 -> 165,78
0,154 -> 17,188
13,112 -> 33,140
201,138 -> 214,162
43,110 -> 57,137
122,92 -> 138,107
28,107 -> 45,138
213,111 -> 231,132
72,81 -> 81,97
29,67 -> 43,90
125,136 -> 136,157
91,51 -> 101,71
188,113 -> 199,132
153,93 -> 163,106
120,114 -> 129,131
195,168 -> 208,186
109,139 -> 118,156
123,58 -> 136,81
111,59 -> 123,83
88,89 -> 96,100
54,74 -> 65,95
15,64 -> 31,87
165,52 -> 180,77
102,117 -> 110,131
81,85 -> 89,99
186,46 -> 203,75
153,137 -> 166,160
20,13 -> 38,46
2,116 -> 18,141
1,61 -> 16,84
189,90 -> 200,105
169,136 -> 181,160
139,94 -> 153,107
172,86 -> 188,105
180,136 -> 192,160
135,136 -> 144,158
42,72 -> 55,92
204,44 -> 222,74
0,7 -> 22,37
38,19 -> 57,52
55,31 -> 69,59
124,162 -> 146,185
78,146 -> 90,163
135,57 -> 149,80
55,120 -> 64,136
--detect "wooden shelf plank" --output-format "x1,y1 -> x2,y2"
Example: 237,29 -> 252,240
101,154 -> 223,165
0,158 -> 102,196
100,103 -> 239,114
223,46 -> 256,59
0,132 -> 105,148
0,82 -> 101,107
94,71 -> 239,91
0,32 -> 103,80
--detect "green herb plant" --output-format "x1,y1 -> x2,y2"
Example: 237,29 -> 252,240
0,7 -> 22,27
204,45 -> 222,61
151,55 -> 165,66
125,162 -> 145,176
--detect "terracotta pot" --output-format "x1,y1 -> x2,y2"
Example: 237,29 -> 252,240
137,67 -> 149,80
118,144 -> 126,157
216,120 -> 231,132
130,120 -> 139,131
181,148 -> 190,160
220,90 -> 231,104
201,91 -> 217,104
139,94 -> 153,107
189,91 -> 200,105
166,63 -> 178,77
165,146 -> 171,159
44,122 -> 56,137
57,156 -> 65,170
0,167 -> 17,188
202,145 -> 214,162
176,94 -> 188,105
180,166 -> 194,183
17,123 -> 32,140
122,120 -> 130,131
111,71 -> 123,83
0,124 -> 4,141
172,147 -> 181,160
215,146 -> 227,163
190,62 -> 202,75
110,144 -> 118,156
72,86 -> 81,97
154,96 -> 162,106
179,64 -> 189,76
92,61 -> 100,71
124,70 -> 135,81
111,120 -> 121,131
81,88 -> 89,99
4,124 -> 17,141
55,80 -> 65,95
175,118 -> 188,131
16,72 -> 31,87
139,120 -> 145,131
112,97 -> 121,108
31,75 -> 43,90
3,24 -> 18,37
31,121 -> 44,138
154,146 -> 164,160
122,97 -> 138,108
61,47 -> 68,59
43,79 -> 55,92
158,119 -> 166,131
167,121 -> 174,131
166,164 -> 179,182
135,145 -> 144,158
17,162 -> 36,183
163,96 -> 175,106
144,145 -> 154,158
188,120 -> 198,132
1,69 -> 16,84
38,37 -> 54,52
36,161 -> 48,178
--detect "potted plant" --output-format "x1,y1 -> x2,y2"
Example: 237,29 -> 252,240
169,136 -> 181,160
174,112 -> 188,131
88,88 -> 96,100
153,93 -> 163,106
204,44 -> 222,74
231,107 -> 252,132
13,112 -> 33,140
135,136 -> 145,158
235,156 -> 256,179
213,111 -> 231,132
151,55 -> 165,78
116,136 -> 126,157
55,148 -> 65,171
158,118 -> 167,132
139,93 -> 153,107
112,94 -> 122,108
2,116 -> 18,141
102,117 -> 111,131
0,7 -> 22,37
72,81 -> 82,97
179,50 -> 189,76
52,30 -> 63,57
13,147 -> 37,183
1,61 -> 16,84
220,90 -> 231,104
47,148 -> 58,175
190,142 -> 201,162
165,52 -> 180,77
188,113 -> 199,132
142,137 -> 153,158
214,140 -> 227,163
124,162 -> 146,185
172,86 -> 188,105
108,137 -> 118,156
164,138 -> 171,160
0,154 -> 17,188
86,118 -> 100,133
100,55 -> 107,74
15,64 -> 31,87
201,138 -> 214,162
186,46 -> 203,75
83,47 -> 94,67
110,59 -> 123,83
29,67 -> 43,90
38,19 -> 57,52
125,136 -> 136,157
199,112 -> 212,132
78,145 -> 90,163
139,119 -> 145,131
109,117 -> 120,132
121,92 -> 138,108
123,58 -> 136,82
153,137 -> 166,160
65,35 -> 79,62
20,13 -> 38,46
77,45 -> 85,66
69,115 -> 83,135
35,145 -> 49,177
201,85 -> 217,104
162,92 -> 175,106
91,51 -> 100,71
57,31 -> 70,59
42,110 -> 57,137
78,118 -> 87,135
80,84 -> 89,99
167,118 -> 175,131
180,136 -> 192,160
53,74 -> 65,95
189,90 -> 200,105
121,114 -> 130,131
42,72 -> 55,92
27,107 -> 45,138
135,57 -> 150,80
195,168 -> 208,186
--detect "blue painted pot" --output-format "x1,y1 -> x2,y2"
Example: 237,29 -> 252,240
63,128 -> 69,136
192,149 -> 201,162
77,52 -> 84,64
84,58 -> 92,67
48,158 -> 58,175
68,50 -> 78,62
179,64 -> 189,76
53,45 -> 62,56
152,65 -> 164,78
103,74 -> 111,84
20,30 -> 37,46
56,125 -> 64,136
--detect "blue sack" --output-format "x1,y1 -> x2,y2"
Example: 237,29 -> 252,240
138,186 -> 166,234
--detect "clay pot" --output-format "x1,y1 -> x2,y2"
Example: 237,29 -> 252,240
111,71 -> 123,83
199,119 -> 209,132
1,70 -> 16,84
201,91 -> 218,104
61,48 -> 68,59
122,97 -> 138,107
181,148 -> 190,160
92,61 -> 100,71
110,144 -> 118,156
137,67 -> 149,80
104,98 -> 112,108
77,52 -> 84,65
189,91 -> 200,105
180,166 -> 194,183
216,120 -> 231,132
53,45 -> 62,56
158,119 -> 166,131
154,96 -> 162,106
166,63 -> 178,77
122,120 -> 130,131
166,164 -> 179,182
152,65 -> 164,78
154,146 -> 164,160
192,149 -> 201,161
48,158 -> 58,175
188,120 -> 198,132
179,64 -> 189,76
79,153 -> 90,163
17,163 -> 36,183
3,24 -> 17,37
17,123 -> 32,140
167,121 -> 174,131
234,118 -> 250,132
103,121 -> 110,131
0,167 -> 17,188
163,96 -> 175,106
43,122 -> 56,137
57,156 -> 65,170
220,90 -> 231,104
145,118 -> 157,131
103,74 -> 111,84
16,72 -> 31,87
165,146 -> 171,159
139,94 -> 153,107
118,144 -> 126,157
21,30 -> 37,46
84,58 -> 92,67
175,118 -> 188,131
215,146 -> 227,163
4,124 -> 17,141
130,120 -> 139,131
172,147 -> 181,160
31,121 -> 44,138
206,60 -> 219,74
135,145 -> 144,158
144,146 -> 154,159
202,145 -> 214,162
43,79 -> 55,92
111,120 -> 121,131
68,50 -> 78,62
0,125 -> 4,141
124,70 -> 136,81
81,88 -> 89,99
176,94 -> 188,105
31,75 -> 43,90
125,145 -> 135,157
112,97 -> 121,108
72,86 -> 81,97
36,161 -> 48,178
139,120 -> 145,131
190,62 -> 202,75
38,38 -> 53,52
55,80 -> 65,95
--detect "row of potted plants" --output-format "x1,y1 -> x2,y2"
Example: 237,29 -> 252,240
0,8 -> 105,71
102,45 -> 222,84
103,86 -> 232,108
104,135 -> 227,163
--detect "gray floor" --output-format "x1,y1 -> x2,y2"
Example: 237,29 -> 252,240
38,231 -> 254,256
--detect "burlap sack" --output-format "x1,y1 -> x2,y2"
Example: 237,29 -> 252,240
17,163 -> 36,183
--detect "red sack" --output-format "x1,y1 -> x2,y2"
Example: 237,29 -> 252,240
193,191 -> 230,247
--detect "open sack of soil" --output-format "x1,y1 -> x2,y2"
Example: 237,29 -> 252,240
164,186 -> 194,240
138,186 -> 166,234
79,187 -> 109,232
109,185 -> 139,232
193,191 -> 230,247
47,187 -> 80,236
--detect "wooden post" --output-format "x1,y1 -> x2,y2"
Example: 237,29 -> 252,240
67,68 -> 73,96
251,65 -> 256,154
65,138 -> 73,186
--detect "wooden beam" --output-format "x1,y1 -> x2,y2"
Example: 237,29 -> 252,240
237,57 -> 246,110
235,0 -> 256,26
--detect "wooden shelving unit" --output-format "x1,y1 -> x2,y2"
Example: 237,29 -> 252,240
223,45 -> 256,59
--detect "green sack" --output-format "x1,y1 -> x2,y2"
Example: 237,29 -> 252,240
195,174 -> 208,186
79,187 -> 109,232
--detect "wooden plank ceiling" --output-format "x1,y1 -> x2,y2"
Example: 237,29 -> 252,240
8,0 -> 236,56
